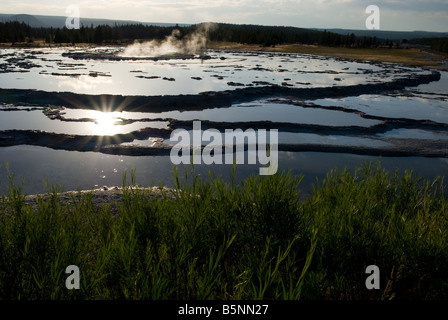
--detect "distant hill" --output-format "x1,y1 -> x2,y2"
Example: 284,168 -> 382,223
0,13 -> 446,41
0,13 -> 187,28
0,14 -> 45,28
317,28 -> 448,41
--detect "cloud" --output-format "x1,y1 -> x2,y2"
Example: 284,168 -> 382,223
0,0 -> 446,31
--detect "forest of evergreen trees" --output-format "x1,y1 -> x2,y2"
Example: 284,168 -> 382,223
2,20 -> 446,53
208,23 -> 384,48
0,21 -> 187,44
410,37 -> 448,54
0,21 -> 389,48
0,21 -> 33,43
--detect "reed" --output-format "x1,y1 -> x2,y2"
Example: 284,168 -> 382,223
0,161 -> 446,300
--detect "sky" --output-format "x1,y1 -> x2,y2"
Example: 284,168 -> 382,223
1,0 -> 447,32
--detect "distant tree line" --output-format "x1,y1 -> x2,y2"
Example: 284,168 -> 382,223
209,23 -> 386,48
0,20 -> 406,50
0,21 -> 33,43
410,37 -> 448,54
0,21 -> 192,44
52,24 -> 189,44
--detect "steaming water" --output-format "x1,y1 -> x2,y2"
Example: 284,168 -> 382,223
121,23 -> 216,57
0,48 -> 430,95
58,101 -> 380,127
156,130 -> 391,147
0,47 -> 447,195
0,108 -> 168,135
2,145 -> 448,197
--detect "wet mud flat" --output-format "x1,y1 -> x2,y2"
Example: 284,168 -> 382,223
1,126 -> 447,158
0,70 -> 440,112
61,51 -> 213,62
0,69 -> 447,159
0,47 -> 447,161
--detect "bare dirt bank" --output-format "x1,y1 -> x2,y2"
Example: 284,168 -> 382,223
208,42 -> 448,71
23,186 -> 175,215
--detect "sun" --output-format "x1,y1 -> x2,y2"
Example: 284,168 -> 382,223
94,112 -> 118,135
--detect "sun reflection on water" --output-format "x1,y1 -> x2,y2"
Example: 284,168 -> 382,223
94,112 -> 121,135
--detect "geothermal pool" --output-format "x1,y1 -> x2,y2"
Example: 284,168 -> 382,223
0,47 -> 435,95
0,47 -> 447,195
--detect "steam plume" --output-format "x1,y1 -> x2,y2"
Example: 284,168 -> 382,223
120,23 -> 217,58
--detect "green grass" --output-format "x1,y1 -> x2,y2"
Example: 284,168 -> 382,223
0,161 -> 447,300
